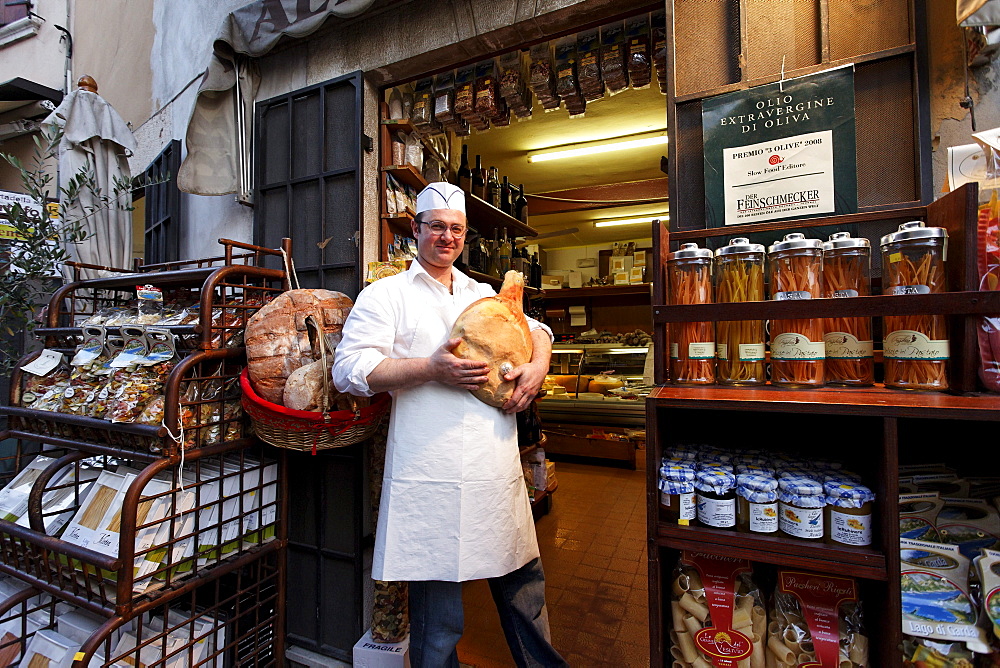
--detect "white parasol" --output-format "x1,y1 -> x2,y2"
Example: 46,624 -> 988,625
42,76 -> 137,279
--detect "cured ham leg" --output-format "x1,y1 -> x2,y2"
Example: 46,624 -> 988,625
451,270 -> 533,407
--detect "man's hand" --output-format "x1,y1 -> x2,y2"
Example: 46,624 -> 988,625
501,360 -> 547,414
429,338 -> 489,390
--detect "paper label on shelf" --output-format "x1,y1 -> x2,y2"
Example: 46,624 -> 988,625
749,502 -> 778,533
680,492 -> 697,521
832,288 -> 859,298
830,509 -> 872,546
824,332 -> 874,359
670,342 -> 679,359
682,552 -> 754,667
771,333 -> 825,361
779,503 -> 823,538
21,349 -> 64,376
697,495 -> 736,528
891,284 -> 931,295
718,343 -> 729,360
738,343 -> 765,361
778,571 -> 858,668
884,330 -> 950,360
688,342 -> 716,359
775,290 -> 812,300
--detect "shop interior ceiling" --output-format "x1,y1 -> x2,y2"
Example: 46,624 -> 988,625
462,81 -> 667,250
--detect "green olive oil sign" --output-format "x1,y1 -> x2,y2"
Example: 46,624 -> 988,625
702,66 -> 857,227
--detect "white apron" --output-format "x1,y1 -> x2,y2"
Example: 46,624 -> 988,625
372,282 -> 539,582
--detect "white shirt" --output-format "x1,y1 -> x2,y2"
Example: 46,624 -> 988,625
332,261 -> 551,581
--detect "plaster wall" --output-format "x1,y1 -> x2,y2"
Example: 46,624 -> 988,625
0,0 -> 66,91
70,0 -> 154,129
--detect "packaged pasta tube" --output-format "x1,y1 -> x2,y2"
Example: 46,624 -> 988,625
900,538 -> 991,655
823,232 -> 874,386
768,233 -> 825,387
715,238 -> 766,385
770,570 -> 867,668
881,220 -> 949,390
670,552 -> 766,667
668,243 -> 715,384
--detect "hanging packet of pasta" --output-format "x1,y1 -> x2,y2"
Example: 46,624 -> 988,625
899,492 -> 945,542
900,538 -> 990,654
670,552 -> 765,668
771,570 -> 867,668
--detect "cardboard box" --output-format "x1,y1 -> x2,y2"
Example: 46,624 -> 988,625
353,629 -> 410,668
567,271 -> 583,288
540,274 -> 564,288
613,271 -> 629,285
629,267 -> 645,284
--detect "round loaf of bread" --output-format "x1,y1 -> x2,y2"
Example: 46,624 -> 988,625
246,289 -> 353,405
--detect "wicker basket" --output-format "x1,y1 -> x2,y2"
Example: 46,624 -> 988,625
240,369 -> 389,453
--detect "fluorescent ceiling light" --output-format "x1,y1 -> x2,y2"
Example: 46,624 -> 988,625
551,349 -> 584,354
594,214 -> 669,228
528,131 -> 668,163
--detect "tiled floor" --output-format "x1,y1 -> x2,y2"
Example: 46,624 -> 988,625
457,451 -> 649,667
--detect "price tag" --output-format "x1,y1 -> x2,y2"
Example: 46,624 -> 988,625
20,349 -> 64,376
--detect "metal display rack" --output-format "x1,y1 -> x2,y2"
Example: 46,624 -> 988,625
0,238 -> 291,666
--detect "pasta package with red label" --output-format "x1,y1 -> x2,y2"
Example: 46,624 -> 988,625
978,191 -> 1000,392
669,552 -> 766,668
770,570 -> 868,668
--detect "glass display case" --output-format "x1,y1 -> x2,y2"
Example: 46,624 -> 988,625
538,343 -> 652,426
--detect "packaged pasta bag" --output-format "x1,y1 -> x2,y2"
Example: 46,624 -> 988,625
900,538 -> 991,657
433,71 -> 456,124
900,492 -> 945,542
978,190 -> 1000,392
136,284 -> 164,324
109,328 -> 178,424
770,569 -> 868,667
455,64 -> 479,121
625,13 -> 652,89
410,77 -> 434,128
499,51 -> 532,119
577,28 -> 604,101
554,36 -> 586,118
19,352 -> 70,406
653,9 -> 667,95
669,552 -> 767,668
937,497 -> 1000,559
529,42 -> 560,110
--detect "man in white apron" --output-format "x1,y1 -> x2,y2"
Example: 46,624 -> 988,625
333,183 -> 567,667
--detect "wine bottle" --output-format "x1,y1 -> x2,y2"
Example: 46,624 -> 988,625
472,155 -> 485,198
499,227 -> 512,274
487,167 -> 501,208
515,184 -> 529,223
457,144 -> 471,192
530,252 -> 542,289
500,176 -> 511,215
477,232 -> 490,273
490,228 -> 501,277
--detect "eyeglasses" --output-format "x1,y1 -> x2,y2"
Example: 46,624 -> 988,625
419,221 -> 467,238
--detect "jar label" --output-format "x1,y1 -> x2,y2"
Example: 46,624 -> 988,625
824,332 -> 874,359
680,492 -> 696,522
830,509 -> 872,546
779,503 -> 823,538
697,494 -> 736,528
775,290 -> 812,301
739,343 -> 765,361
750,502 -> 778,533
670,342 -> 679,359
832,289 -> 859,298
688,342 -> 716,360
718,343 -> 729,360
891,284 -> 930,295
884,330 -> 950,361
771,333 -> 825,361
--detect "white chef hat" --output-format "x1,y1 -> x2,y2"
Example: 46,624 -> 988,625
416,182 -> 466,215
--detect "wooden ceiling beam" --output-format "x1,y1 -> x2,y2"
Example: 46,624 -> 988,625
526,178 -> 668,216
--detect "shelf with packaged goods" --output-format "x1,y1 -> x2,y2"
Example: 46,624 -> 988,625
382,164 -> 427,191
654,524 -> 887,581
541,284 -> 652,300
381,119 -> 451,173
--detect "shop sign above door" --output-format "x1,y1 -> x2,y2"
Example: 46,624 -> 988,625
701,66 -> 857,227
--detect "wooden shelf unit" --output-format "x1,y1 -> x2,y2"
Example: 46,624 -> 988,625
645,184 -> 999,668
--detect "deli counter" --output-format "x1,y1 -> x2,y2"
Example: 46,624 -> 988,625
539,343 -> 651,427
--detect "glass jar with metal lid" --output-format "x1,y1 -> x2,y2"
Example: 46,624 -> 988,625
881,221 -> 950,390
777,475 -> 826,540
695,469 -> 737,530
768,233 -> 825,387
823,232 -> 874,386
715,238 -> 766,385
736,473 -> 779,534
824,479 -> 875,546
659,464 -> 697,526
667,243 -> 715,385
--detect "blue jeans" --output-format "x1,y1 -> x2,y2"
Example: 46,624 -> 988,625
408,557 -> 568,668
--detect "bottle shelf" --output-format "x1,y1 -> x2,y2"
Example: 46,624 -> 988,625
466,193 -> 537,239
542,284 -> 652,300
654,523 -> 887,580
